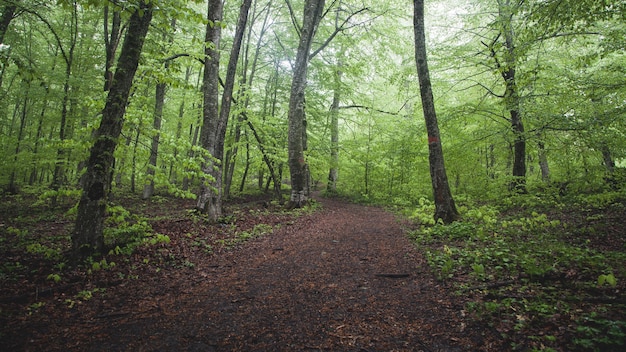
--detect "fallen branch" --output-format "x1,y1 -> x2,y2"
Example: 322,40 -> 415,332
375,273 -> 410,279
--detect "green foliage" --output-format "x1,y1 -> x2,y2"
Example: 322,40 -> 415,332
409,198 -> 437,226
103,205 -> 155,248
46,273 -> 61,283
573,313 -> 626,351
26,243 -> 62,261
34,188 -> 81,207
409,189 -> 626,350
598,273 -> 617,288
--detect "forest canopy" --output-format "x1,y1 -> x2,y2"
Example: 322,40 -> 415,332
0,0 -> 624,206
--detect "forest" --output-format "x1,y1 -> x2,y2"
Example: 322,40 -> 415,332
1,0 -> 625,351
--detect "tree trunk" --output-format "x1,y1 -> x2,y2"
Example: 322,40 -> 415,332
143,19 -> 176,199
328,52 -> 343,194
197,0 -> 251,220
130,119 -> 142,193
0,3 -> 15,91
224,0 -> 272,199
51,2 -> 78,200
103,5 -> 121,92
287,0 -> 325,208
239,131 -> 251,192
142,80 -> 164,199
537,137 -> 550,183
170,66 -> 192,184
0,4 -> 15,44
73,2 -> 152,259
8,81 -> 30,194
413,0 -> 459,224
601,143 -> 615,174
196,0 -> 224,216
498,0 -> 526,192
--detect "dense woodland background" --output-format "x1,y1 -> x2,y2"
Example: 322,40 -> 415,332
1,0 -> 624,206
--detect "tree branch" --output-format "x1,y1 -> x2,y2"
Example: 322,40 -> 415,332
309,7 -> 369,60
162,52 -> 204,65
338,104 -> 401,116
283,0 -> 301,37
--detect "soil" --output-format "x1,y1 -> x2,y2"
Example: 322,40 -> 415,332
0,193 -> 500,351
1,192 -> 624,351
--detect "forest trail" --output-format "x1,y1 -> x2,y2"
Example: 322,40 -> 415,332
8,197 -> 492,351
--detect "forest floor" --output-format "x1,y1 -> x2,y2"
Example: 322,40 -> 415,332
0,191 -> 624,351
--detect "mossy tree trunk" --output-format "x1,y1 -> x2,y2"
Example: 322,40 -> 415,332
73,2 -> 153,259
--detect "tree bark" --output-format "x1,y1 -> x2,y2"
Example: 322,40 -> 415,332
170,66 -> 192,184
498,0 -> 526,192
196,0 -> 224,216
328,50 -> 343,194
413,0 -> 459,224
0,3 -> 16,44
103,5 -> 122,92
51,2 -> 78,201
537,137 -> 550,183
601,143 -> 615,174
0,3 -> 15,94
224,0 -> 272,199
143,18 -> 177,199
287,0 -> 325,208
73,2 -> 152,259
197,0 -> 251,220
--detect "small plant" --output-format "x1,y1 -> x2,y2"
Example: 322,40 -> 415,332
598,273 -> 617,287
191,238 -> 213,253
87,258 -> 116,273
471,263 -> 486,279
144,233 -> 170,245
34,188 -> 81,206
75,288 -> 105,302
76,290 -> 93,301
47,273 -> 61,283
27,302 -> 45,315
25,243 -> 62,260
103,205 -> 155,248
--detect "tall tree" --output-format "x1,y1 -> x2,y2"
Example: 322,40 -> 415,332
143,18 -> 177,199
0,3 -> 16,44
413,0 -> 458,224
197,0 -> 252,219
327,49 -> 343,194
493,0 -> 525,192
103,3 -> 122,92
223,0 -> 273,199
73,1 -> 153,259
0,2 -> 16,90
51,0 -> 79,198
286,0 -> 325,208
196,0 -> 224,215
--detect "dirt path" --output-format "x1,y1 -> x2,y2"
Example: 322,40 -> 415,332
11,197 -> 491,351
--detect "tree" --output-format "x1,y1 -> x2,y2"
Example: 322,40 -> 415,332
197,0 -> 252,219
196,0 -> 224,216
327,53 -> 342,194
286,0 -> 325,208
0,3 -> 16,44
143,18 -> 177,200
413,0 -> 458,224
73,1 -> 153,258
0,2 -> 16,90
491,0 -> 526,192
223,0 -> 274,200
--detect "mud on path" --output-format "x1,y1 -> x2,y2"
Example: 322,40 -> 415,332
3,196 -> 495,351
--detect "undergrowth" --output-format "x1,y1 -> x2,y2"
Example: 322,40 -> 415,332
408,191 -> 626,351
